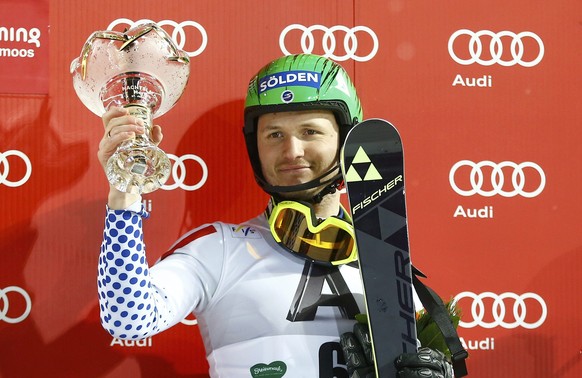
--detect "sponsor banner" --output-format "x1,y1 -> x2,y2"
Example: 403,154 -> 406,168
448,29 -> 545,68
279,24 -> 379,62
0,0 -> 579,377
454,291 -> 547,330
0,0 -> 49,94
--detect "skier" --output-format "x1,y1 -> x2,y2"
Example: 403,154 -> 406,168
97,53 -> 453,377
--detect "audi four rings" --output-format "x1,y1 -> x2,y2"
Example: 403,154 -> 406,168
279,24 -> 379,62
449,160 -> 546,198
107,18 -> 208,57
0,286 -> 32,324
448,29 -> 544,67
161,154 -> 209,191
0,150 -> 32,187
454,291 -> 547,329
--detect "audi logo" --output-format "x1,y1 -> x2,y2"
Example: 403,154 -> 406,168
454,291 -> 547,329
0,286 -> 32,324
279,24 -> 379,62
0,150 -> 32,187
448,29 -> 544,67
449,160 -> 546,198
107,18 -> 208,57
161,153 -> 208,191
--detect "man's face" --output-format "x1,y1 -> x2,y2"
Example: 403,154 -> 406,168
257,110 -> 340,200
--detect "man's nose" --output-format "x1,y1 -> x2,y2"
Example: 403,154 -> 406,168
282,136 -> 305,159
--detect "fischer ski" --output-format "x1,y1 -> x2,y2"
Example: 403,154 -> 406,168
341,118 -> 417,377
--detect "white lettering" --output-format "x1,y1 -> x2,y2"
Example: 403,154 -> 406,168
267,76 -> 279,88
0,47 -> 35,58
452,74 -> 465,86
0,27 -> 41,47
452,74 -> 492,87
283,73 -> 296,84
460,337 -> 495,350
352,175 -> 403,214
476,75 -> 492,87
259,72 -> 320,93
110,337 -> 153,347
453,205 -> 494,218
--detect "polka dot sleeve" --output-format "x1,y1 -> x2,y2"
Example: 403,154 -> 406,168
97,206 -> 164,340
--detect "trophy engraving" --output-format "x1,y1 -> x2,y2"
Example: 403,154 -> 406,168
71,23 -> 190,193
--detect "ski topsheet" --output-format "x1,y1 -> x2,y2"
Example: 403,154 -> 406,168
340,119 -> 417,377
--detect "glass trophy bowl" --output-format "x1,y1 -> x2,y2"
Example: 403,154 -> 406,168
70,23 -> 190,194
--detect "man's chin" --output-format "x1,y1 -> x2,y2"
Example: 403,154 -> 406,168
275,186 -> 324,202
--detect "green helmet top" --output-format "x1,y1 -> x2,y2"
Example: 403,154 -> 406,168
243,54 -> 363,197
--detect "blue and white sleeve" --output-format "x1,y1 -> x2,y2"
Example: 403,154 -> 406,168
97,206 -> 169,340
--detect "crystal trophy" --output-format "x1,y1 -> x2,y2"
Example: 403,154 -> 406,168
71,23 -> 190,193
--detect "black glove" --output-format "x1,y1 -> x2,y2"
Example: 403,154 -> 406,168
340,322 -> 375,378
340,323 -> 454,378
395,347 -> 454,378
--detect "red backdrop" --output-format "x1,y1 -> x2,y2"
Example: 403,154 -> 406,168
1,0 -> 580,377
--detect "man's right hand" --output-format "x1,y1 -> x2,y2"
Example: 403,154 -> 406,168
98,107 -> 163,209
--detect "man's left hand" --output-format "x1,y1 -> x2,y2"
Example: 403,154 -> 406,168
394,347 -> 453,378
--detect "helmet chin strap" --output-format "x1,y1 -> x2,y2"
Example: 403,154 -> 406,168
258,165 -> 343,204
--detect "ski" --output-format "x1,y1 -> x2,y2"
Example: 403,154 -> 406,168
341,118 -> 417,377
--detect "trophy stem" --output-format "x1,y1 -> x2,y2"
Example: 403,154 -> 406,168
106,104 -> 171,194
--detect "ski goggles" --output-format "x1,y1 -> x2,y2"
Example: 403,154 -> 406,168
267,200 -> 357,265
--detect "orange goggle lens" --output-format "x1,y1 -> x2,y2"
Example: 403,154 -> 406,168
270,204 -> 356,265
